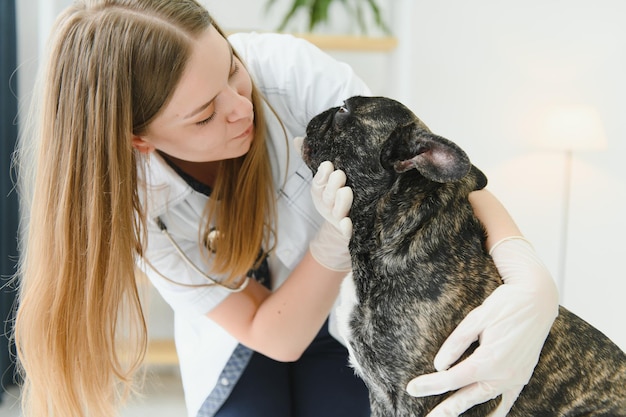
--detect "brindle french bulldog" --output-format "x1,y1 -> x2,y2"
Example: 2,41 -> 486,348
302,96 -> 626,416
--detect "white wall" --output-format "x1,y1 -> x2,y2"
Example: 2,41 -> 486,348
17,0 -> 625,350
397,1 -> 626,351
205,1 -> 626,350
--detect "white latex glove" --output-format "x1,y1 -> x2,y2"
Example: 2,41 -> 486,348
309,221 -> 352,272
406,236 -> 559,417
294,136 -> 353,239
297,136 -> 354,271
310,160 -> 353,239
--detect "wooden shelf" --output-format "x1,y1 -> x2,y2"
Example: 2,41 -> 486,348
292,33 -> 398,51
145,339 -> 179,365
226,30 -> 398,52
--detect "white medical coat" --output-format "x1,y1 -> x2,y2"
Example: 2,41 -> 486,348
138,32 -> 371,416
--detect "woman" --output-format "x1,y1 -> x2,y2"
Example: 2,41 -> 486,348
14,1 -> 559,416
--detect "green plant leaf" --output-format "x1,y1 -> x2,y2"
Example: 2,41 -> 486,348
365,0 -> 390,34
310,0 -> 333,31
275,0 -> 310,31
267,0 -> 390,34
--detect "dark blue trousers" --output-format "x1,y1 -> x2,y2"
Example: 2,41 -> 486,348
215,320 -> 371,417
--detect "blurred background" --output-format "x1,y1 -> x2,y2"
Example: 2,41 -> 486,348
2,0 -> 625,414
203,0 -> 626,351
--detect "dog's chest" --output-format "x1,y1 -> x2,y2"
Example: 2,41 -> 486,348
335,273 -> 365,375
340,214 -> 498,394
337,264 -> 449,378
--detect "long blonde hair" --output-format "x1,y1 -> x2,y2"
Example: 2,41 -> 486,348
14,0 -> 276,416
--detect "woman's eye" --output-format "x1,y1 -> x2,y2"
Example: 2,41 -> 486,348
195,60 -> 239,127
196,112 -> 216,126
230,62 -> 240,78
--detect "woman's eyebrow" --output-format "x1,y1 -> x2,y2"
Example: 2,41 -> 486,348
183,44 -> 235,120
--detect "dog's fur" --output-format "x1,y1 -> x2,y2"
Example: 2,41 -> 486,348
302,96 -> 626,416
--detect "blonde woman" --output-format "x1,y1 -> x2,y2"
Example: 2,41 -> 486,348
14,1 -> 559,416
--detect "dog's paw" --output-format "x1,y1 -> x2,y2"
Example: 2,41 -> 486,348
293,136 -> 304,156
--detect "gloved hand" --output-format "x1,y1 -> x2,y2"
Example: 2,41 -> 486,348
310,160 -> 353,239
405,236 -> 559,417
295,137 -> 354,272
308,161 -> 354,272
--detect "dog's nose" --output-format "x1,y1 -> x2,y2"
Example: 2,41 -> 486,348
334,104 -> 351,125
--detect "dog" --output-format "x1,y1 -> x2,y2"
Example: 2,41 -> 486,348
301,96 -> 626,416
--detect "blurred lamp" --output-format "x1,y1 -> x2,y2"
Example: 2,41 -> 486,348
537,105 -> 608,151
536,105 -> 607,301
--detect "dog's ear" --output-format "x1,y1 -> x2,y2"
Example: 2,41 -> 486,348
471,165 -> 488,190
380,123 -> 471,183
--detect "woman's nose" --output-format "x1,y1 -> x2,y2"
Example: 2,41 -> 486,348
224,87 -> 252,123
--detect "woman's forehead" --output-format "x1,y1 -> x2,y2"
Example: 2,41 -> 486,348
160,26 -> 231,123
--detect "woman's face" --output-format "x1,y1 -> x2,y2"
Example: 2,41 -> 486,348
133,26 -> 254,163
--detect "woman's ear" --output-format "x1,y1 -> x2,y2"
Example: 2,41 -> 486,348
131,136 -> 155,154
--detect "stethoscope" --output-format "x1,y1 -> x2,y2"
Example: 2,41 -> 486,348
153,216 -> 250,293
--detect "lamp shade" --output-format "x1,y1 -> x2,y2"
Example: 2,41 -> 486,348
535,105 -> 608,151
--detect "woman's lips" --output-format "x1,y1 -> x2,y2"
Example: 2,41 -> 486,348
234,122 -> 253,140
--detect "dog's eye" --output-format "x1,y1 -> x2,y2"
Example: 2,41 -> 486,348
338,105 -> 349,114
